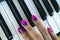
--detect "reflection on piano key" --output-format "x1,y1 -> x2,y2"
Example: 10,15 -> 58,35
0,14 -> 13,40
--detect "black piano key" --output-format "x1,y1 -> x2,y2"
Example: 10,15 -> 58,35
0,0 -> 4,3
5,0 -> 22,25
50,0 -> 59,12
42,0 -> 54,16
33,0 -> 47,20
18,0 -> 35,27
0,14 -> 13,40
57,32 -> 60,37
0,0 -> 5,2
0,37 -> 2,40
5,0 -> 26,30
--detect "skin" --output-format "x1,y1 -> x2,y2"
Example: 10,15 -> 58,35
21,32 -> 31,40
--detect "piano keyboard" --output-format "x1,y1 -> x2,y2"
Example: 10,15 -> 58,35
0,0 -> 60,40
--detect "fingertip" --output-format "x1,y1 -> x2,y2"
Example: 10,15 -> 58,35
47,27 -> 53,32
31,15 -> 37,21
18,27 -> 25,34
20,19 -> 27,26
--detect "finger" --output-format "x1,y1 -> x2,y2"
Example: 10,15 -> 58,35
18,27 -> 31,40
31,15 -> 52,40
47,27 -> 58,40
20,19 -> 44,40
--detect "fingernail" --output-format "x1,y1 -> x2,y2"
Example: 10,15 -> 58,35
20,20 -> 27,26
18,27 -> 25,34
31,15 -> 37,21
47,27 -> 53,32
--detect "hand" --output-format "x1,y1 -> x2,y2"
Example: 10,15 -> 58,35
18,15 -> 58,40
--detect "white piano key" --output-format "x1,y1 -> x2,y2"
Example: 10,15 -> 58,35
53,12 -> 60,30
0,2 -> 21,40
0,26 -> 8,40
48,0 -> 60,30
58,12 -> 60,16
0,1 -> 24,40
47,14 -> 60,34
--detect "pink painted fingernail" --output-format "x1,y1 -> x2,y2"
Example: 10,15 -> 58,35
31,15 -> 37,21
20,20 -> 27,26
47,27 -> 53,32
18,27 -> 25,34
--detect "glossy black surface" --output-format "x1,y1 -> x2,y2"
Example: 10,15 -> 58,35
33,0 -> 47,20
57,32 -> 60,37
0,0 -> 4,3
42,0 -> 53,16
0,37 -> 2,40
50,0 -> 59,12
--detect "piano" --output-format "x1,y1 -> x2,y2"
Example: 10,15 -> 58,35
0,0 -> 60,40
